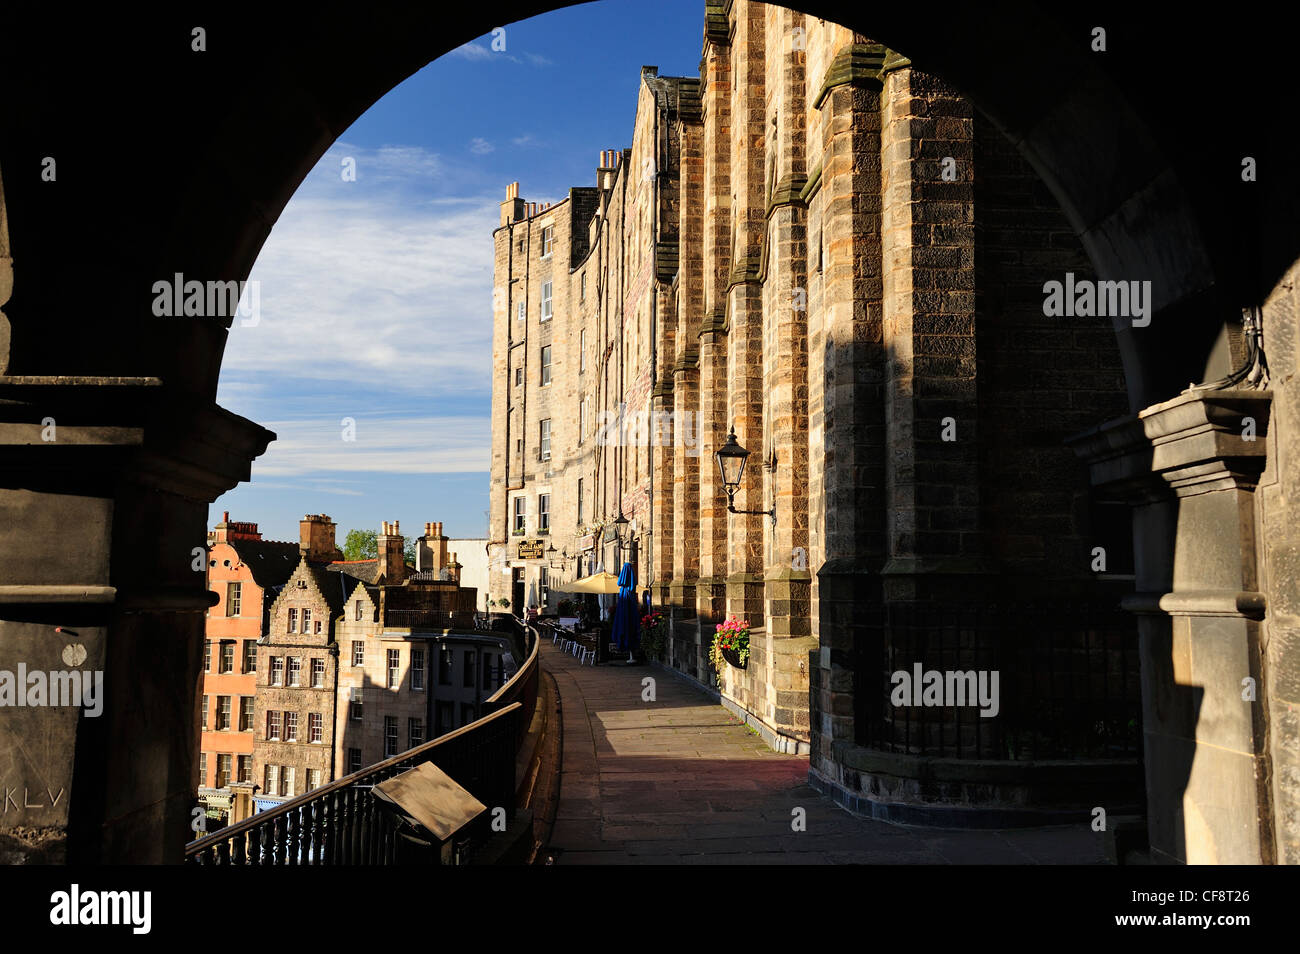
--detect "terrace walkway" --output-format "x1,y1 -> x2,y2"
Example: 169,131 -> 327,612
541,639 -> 1107,864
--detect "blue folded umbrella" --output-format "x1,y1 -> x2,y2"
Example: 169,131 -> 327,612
611,562 -> 640,654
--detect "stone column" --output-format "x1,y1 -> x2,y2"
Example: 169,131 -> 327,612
670,100 -> 704,626
878,59 -> 985,603
725,0 -> 767,633
0,378 -> 272,863
760,4 -> 814,744
694,5 -> 731,639
808,42 -> 889,776
1070,388 -> 1273,865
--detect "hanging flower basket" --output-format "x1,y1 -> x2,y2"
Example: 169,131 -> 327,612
720,645 -> 746,669
710,616 -> 750,671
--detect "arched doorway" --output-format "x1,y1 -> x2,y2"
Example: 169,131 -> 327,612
0,2 -> 1293,863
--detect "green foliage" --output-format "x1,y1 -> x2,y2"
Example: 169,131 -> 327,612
404,539 -> 417,566
342,529 -> 377,562
709,616 -> 751,671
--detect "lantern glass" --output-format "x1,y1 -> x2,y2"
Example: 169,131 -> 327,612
715,427 -> 750,493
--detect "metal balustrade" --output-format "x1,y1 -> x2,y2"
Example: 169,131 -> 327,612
187,621 -> 540,864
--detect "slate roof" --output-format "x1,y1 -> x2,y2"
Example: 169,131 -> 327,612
226,539 -> 301,590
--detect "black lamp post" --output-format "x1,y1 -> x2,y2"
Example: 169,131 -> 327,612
716,426 -> 776,526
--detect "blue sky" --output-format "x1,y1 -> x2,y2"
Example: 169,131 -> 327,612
210,0 -> 706,545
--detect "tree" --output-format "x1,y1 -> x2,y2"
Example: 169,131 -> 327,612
404,540 -> 416,567
342,529 -> 377,562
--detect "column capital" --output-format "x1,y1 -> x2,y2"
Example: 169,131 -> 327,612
1067,389 -> 1272,500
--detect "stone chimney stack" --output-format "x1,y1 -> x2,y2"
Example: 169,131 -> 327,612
500,181 -> 525,227
214,512 -> 262,543
416,521 -> 451,577
299,514 -> 340,562
377,520 -> 406,583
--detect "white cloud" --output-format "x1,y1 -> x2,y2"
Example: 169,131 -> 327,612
469,137 -> 494,155
252,415 -> 490,477
220,142 -> 499,396
449,42 -> 493,61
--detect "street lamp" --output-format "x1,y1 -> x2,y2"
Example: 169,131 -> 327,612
716,426 -> 776,526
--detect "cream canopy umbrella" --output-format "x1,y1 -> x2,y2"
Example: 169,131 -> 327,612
554,571 -> 621,594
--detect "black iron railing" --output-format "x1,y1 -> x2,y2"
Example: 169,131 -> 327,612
855,601 -> 1140,760
186,623 -> 540,865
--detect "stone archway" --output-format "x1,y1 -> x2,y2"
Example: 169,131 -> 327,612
0,2 -> 1294,862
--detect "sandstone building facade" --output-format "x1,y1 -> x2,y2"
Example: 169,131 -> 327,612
198,514 -> 298,817
489,0 -> 1139,821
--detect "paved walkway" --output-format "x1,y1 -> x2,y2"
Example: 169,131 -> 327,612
542,639 -> 1106,864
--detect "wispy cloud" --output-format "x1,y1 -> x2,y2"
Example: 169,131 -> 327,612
469,137 -> 494,155
447,38 -> 553,68
252,415 -> 490,477
220,142 -> 499,396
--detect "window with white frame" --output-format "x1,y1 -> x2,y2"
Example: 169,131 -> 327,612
270,657 -> 284,686
412,649 -> 426,691
220,641 -> 234,673
201,694 -> 208,730
265,764 -> 279,795
513,496 -> 526,533
216,695 -> 231,730
311,658 -> 324,687
541,225 -> 553,258
580,397 -> 588,443
282,766 -> 295,798
579,328 -> 586,372
240,696 -> 254,731
387,649 -> 401,689
287,608 -> 297,633
540,418 -> 551,461
539,494 -> 550,532
540,567 -> 549,605
199,752 -> 207,786
515,366 -> 523,387
541,345 -> 552,386
350,697 -> 363,721
577,478 -> 584,525
348,748 -> 362,774
540,281 -> 552,321
306,768 -> 322,792
409,718 -> 424,749
226,582 -> 241,617
216,753 -> 232,788
287,656 -> 301,687
301,609 -> 311,634
238,754 -> 252,783
266,710 -> 281,741
517,300 -> 525,322
309,711 -> 323,743
284,711 -> 298,742
204,640 -> 211,672
352,640 -> 364,667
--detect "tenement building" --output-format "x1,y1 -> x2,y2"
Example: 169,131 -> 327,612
489,0 -> 1142,824
198,514 -> 299,823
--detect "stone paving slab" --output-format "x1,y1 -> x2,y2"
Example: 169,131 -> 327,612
542,641 -> 1107,865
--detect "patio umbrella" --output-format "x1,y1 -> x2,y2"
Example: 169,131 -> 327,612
610,561 -> 640,656
553,571 -> 621,594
